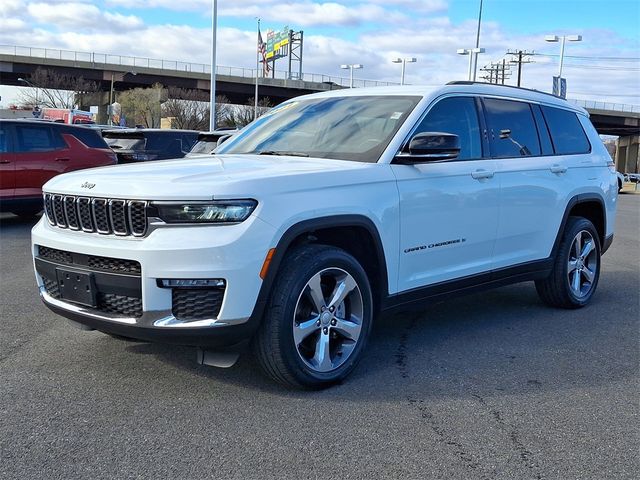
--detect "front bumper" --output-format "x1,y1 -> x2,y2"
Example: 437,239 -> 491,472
40,288 -> 258,348
32,215 -> 277,347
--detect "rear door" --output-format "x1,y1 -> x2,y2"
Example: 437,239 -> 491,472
392,95 -> 500,291
0,123 -> 16,199
13,123 -> 68,199
486,97 -> 570,268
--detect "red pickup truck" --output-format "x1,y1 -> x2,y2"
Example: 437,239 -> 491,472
0,120 -> 117,217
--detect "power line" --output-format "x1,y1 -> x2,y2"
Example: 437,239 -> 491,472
533,53 -> 640,62
507,50 -> 534,87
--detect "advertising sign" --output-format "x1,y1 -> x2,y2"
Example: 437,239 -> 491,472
266,26 -> 290,60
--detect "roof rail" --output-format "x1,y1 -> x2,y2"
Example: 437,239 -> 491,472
445,81 -> 563,101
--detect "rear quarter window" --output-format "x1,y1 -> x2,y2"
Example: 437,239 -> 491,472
540,106 -> 591,155
61,126 -> 110,149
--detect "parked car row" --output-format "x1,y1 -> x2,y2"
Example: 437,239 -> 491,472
0,119 -> 237,217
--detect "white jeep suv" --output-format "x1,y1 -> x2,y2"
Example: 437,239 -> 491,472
32,82 -> 617,388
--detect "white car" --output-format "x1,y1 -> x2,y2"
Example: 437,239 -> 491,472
32,82 -> 617,388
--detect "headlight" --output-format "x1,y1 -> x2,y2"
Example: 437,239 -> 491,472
153,200 -> 257,224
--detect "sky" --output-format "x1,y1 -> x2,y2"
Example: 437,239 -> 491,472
0,0 -> 639,105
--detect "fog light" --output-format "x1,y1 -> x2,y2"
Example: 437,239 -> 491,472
159,279 -> 225,288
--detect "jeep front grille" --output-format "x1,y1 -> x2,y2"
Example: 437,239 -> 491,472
43,193 -> 148,237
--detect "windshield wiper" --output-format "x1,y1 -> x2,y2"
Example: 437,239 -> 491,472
257,150 -> 309,157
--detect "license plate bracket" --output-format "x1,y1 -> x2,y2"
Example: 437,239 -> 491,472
56,267 -> 97,307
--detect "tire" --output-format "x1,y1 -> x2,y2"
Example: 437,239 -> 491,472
535,216 -> 601,309
10,208 -> 42,219
253,244 -> 373,389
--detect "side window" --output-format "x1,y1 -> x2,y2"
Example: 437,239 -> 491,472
483,98 -> 541,158
61,126 -> 108,148
541,106 -> 591,155
412,96 -> 482,160
15,125 -> 61,152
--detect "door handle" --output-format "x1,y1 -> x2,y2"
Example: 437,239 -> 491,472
55,157 -> 70,162
471,169 -> 494,180
0,160 -> 10,164
550,164 -> 567,174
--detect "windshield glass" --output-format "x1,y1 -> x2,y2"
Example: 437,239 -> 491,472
217,95 -> 421,162
189,140 -> 217,155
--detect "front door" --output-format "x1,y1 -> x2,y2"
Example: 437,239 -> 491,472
392,96 -> 499,292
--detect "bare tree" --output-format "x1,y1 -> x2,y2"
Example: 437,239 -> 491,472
17,67 -> 99,109
162,88 -> 231,130
219,97 -> 272,128
118,83 -> 165,128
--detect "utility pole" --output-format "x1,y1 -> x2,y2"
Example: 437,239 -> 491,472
507,50 -> 534,87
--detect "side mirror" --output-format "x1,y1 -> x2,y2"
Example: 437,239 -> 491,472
395,132 -> 460,164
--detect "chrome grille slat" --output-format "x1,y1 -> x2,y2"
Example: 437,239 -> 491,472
64,196 -> 80,230
109,199 -> 128,236
128,201 -> 148,237
44,194 -> 56,226
77,197 -> 94,232
52,194 -> 67,228
92,198 -> 110,234
43,194 -> 148,237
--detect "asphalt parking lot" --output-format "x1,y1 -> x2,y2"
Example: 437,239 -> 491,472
1,195 -> 638,480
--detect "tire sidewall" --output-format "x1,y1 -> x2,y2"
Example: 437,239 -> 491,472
560,218 -> 601,307
275,247 -> 373,387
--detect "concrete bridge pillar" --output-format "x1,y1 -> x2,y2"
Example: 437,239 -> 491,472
616,135 -> 640,174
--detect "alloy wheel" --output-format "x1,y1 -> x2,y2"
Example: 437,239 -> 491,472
567,230 -> 598,298
292,267 -> 364,373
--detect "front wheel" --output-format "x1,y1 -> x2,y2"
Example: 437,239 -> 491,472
253,244 -> 373,389
536,217 -> 601,309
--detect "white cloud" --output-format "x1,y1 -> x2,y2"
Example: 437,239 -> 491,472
26,2 -> 143,31
1,1 -> 638,105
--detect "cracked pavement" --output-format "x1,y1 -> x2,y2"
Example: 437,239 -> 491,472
1,194 -> 638,479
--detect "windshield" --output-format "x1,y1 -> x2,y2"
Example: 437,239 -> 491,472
217,95 -> 421,162
188,140 -> 217,155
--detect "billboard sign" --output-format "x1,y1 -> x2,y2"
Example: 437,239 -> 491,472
266,26 -> 290,60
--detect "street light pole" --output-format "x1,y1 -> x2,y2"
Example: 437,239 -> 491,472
340,64 -> 363,88
392,58 -> 417,85
472,0 -> 484,81
18,77 -> 39,107
545,34 -> 582,96
457,48 -> 485,81
209,0 -> 218,131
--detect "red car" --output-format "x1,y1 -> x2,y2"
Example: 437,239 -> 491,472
0,120 -> 117,217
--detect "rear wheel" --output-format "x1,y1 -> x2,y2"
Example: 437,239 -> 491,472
253,244 -> 373,389
536,217 -> 601,308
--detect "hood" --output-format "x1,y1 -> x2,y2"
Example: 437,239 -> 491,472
42,154 -> 384,200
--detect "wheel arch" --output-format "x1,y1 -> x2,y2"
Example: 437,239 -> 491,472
552,193 -> 607,258
249,215 -> 389,324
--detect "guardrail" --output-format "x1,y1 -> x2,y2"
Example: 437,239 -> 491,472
0,44 -> 397,89
568,98 -> 640,114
